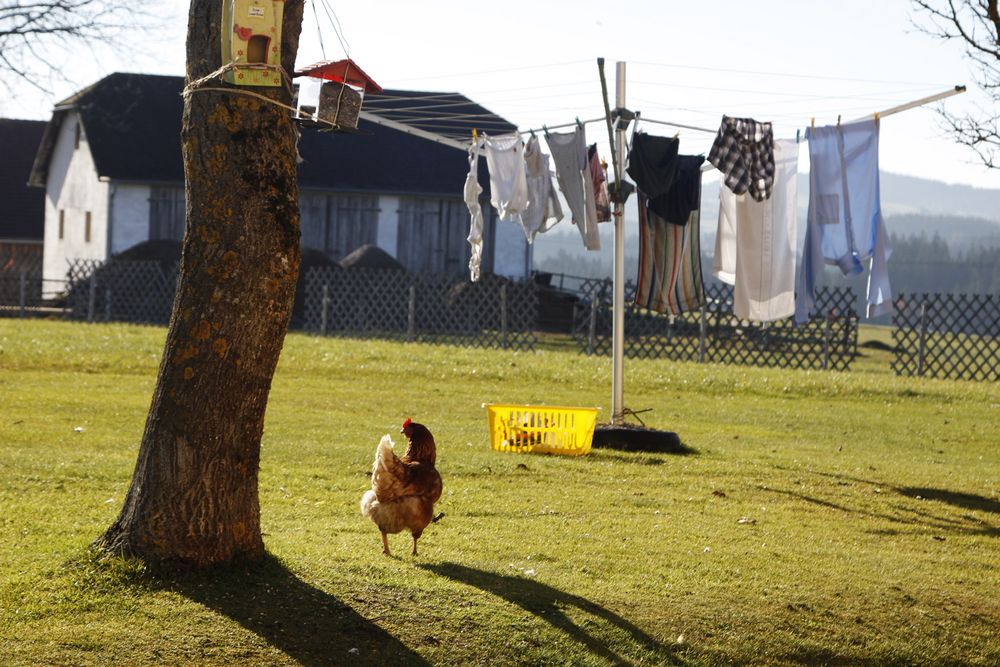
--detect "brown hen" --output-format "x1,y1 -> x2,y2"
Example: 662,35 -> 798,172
360,419 -> 443,556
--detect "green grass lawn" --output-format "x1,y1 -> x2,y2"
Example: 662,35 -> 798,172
1,319 -> 997,666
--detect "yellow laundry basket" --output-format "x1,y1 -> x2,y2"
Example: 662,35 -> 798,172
484,404 -> 599,456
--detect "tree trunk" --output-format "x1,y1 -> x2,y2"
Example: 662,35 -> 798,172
96,0 -> 305,567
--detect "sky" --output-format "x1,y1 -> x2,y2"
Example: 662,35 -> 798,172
3,0 -> 999,190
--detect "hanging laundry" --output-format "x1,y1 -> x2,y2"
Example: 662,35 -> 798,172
708,115 -> 775,202
588,144 -> 612,222
634,190 -> 706,316
545,126 -> 601,251
795,120 -> 891,323
713,139 -> 798,322
483,132 -> 529,222
650,153 -> 705,225
463,141 -> 485,282
626,132 -> 680,204
521,136 -> 564,243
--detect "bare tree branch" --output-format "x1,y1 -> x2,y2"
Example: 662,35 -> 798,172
912,0 -> 1000,169
0,0 -> 152,93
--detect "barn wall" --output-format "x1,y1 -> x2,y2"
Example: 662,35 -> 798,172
42,114 -> 109,288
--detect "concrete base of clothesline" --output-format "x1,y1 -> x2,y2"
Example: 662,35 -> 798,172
592,425 -> 691,455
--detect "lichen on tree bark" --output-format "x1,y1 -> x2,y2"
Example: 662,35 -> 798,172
96,0 -> 306,568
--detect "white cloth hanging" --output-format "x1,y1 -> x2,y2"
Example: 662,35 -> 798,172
545,126 -> 600,251
521,136 -> 564,243
464,141 -> 485,282
483,132 -> 529,222
713,139 -> 798,322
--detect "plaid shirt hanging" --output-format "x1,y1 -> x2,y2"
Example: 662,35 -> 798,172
708,115 -> 775,202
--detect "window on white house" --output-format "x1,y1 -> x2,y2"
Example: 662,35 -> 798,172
59,210 -> 65,240
149,187 -> 186,241
85,212 -> 91,243
74,121 -> 81,150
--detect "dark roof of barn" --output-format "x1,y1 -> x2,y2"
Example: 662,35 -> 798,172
30,73 -> 517,198
0,118 -> 46,241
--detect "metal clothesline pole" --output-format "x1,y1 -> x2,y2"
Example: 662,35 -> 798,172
517,116 -> 607,136
634,116 -> 717,134
848,85 -> 966,123
611,61 -> 627,426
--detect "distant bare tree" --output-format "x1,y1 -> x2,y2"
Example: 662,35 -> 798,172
911,0 -> 1000,168
0,0 -> 140,91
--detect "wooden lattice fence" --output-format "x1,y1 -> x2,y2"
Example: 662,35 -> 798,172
892,293 -> 1000,381
0,270 -> 45,317
572,281 -> 859,370
65,259 -> 178,324
302,267 -> 537,350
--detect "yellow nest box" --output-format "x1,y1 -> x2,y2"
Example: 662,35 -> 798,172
221,0 -> 285,87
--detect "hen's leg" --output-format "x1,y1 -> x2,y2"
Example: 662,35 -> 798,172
411,534 -> 418,556
381,531 -> 391,556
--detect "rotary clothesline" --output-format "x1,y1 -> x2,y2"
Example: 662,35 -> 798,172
435,82 -> 966,289
359,66 -> 966,429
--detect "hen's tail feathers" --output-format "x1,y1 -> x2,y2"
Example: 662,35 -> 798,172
432,512 -> 445,523
374,433 -> 396,473
360,490 -> 377,517
370,433 -> 407,502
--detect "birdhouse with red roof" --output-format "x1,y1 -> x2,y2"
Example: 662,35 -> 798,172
293,59 -> 382,130
221,0 -> 285,87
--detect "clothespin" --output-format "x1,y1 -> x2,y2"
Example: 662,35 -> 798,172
837,115 -> 841,126
874,111 -> 880,128
811,117 -> 815,130
472,128 -> 478,142
796,128 -> 800,144
576,117 -> 582,128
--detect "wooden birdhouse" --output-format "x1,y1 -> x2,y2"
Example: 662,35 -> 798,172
293,59 -> 382,130
221,0 -> 286,87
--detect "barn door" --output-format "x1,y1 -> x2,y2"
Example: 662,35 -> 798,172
397,196 -> 483,276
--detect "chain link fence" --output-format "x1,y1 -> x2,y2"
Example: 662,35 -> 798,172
892,293 -> 1000,381
571,281 -> 859,370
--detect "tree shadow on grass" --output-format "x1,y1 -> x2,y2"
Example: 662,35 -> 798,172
172,554 -> 429,667
421,562 -> 680,666
896,487 -> 1000,514
765,487 -> 999,538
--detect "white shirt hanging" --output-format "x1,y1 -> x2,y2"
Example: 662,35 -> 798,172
483,132 -> 529,222
545,126 -> 600,251
521,135 -> 564,243
713,138 -> 798,322
464,141 -> 485,282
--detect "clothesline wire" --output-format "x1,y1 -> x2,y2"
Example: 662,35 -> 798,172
516,116 -> 607,136
384,59 -> 592,83
628,59 -> 954,87
368,113 -> 518,125
378,57 -> 947,89
635,116 -> 716,134
367,82 -> 945,114
629,80 -> 948,100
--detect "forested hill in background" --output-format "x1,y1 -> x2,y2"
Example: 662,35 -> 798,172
531,171 -> 1000,297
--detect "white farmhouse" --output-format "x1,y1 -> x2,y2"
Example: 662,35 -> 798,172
29,73 -> 530,290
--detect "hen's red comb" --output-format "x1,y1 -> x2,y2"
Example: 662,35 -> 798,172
402,418 -> 412,428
